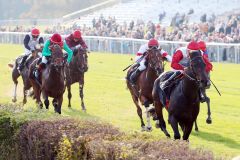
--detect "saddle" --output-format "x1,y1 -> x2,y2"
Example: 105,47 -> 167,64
157,71 -> 183,108
126,63 -> 139,80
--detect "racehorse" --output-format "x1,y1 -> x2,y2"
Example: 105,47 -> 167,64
126,47 -> 166,132
29,44 -> 66,114
65,47 -> 88,111
8,44 -> 42,104
152,50 -> 209,140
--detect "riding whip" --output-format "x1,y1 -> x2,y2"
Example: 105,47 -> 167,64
209,79 -> 221,96
122,53 -> 147,71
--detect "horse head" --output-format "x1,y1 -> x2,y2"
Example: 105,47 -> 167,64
188,51 -> 209,88
49,44 -> 65,68
147,47 -> 164,75
73,47 -> 88,73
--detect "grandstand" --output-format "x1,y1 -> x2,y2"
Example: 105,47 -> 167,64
67,0 -> 240,27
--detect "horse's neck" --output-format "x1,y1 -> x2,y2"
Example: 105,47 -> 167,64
181,70 -> 199,99
48,66 -> 64,80
145,66 -> 158,82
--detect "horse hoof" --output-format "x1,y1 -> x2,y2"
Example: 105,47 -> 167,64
68,105 -> 71,108
23,100 -> 27,105
141,126 -> 146,132
166,133 -> 171,138
146,127 -> 152,132
82,109 -> 86,113
12,98 -> 17,103
206,118 -> 212,124
195,128 -> 199,132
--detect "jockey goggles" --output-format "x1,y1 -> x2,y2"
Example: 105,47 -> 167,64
32,35 -> 39,38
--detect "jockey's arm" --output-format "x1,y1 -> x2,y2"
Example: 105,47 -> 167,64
23,34 -> 31,52
38,37 -> 44,46
161,50 -> 172,62
79,37 -> 88,49
63,41 -> 73,63
171,50 -> 184,70
42,40 -> 51,57
203,54 -> 213,73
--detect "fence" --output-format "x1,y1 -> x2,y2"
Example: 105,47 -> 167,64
0,31 -> 240,63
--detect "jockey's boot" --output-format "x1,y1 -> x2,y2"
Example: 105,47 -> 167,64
34,63 -> 46,80
160,71 -> 182,90
18,55 -> 28,71
129,69 -> 141,85
25,55 -> 32,66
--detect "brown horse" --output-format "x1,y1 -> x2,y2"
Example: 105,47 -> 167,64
29,44 -> 66,114
8,44 -> 42,104
153,51 -> 209,140
65,47 -> 88,111
126,48 -> 166,132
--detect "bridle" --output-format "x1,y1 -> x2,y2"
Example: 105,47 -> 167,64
183,55 -> 206,84
147,47 -> 164,75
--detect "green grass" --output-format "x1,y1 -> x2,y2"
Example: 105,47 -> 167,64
0,44 -> 239,159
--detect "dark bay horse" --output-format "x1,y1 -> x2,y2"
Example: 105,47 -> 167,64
126,48 -> 166,132
65,47 -> 88,111
29,44 -> 66,114
8,44 -> 42,104
153,51 -> 209,140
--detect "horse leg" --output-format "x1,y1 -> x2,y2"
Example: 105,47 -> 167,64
31,81 -> 43,108
23,86 -> 28,105
182,122 -> 194,141
169,115 -> 180,139
12,81 -> 18,103
143,100 -> 152,132
205,97 -> 212,124
42,91 -> 49,110
67,85 -> 72,108
154,100 -> 170,137
194,120 -> 199,131
54,96 -> 63,114
79,83 -> 86,112
12,68 -> 20,103
131,93 -> 145,130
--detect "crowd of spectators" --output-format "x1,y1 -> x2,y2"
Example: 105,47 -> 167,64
1,11 -> 240,43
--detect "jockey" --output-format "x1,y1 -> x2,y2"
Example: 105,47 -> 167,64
160,41 -> 213,102
18,28 -> 44,71
198,40 -> 213,88
34,33 -> 73,79
65,30 -> 88,55
129,38 -> 172,84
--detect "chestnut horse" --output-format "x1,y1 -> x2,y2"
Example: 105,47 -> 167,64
8,44 -> 42,104
65,47 -> 88,111
153,51 -> 209,140
29,44 -> 66,114
126,48 -> 167,133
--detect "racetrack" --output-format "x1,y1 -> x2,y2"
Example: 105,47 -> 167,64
0,44 -> 239,158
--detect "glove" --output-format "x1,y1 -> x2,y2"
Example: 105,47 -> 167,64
63,54 -> 68,60
75,44 -> 81,50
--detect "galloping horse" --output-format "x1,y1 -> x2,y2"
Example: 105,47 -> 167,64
8,44 -> 42,104
29,44 -> 66,114
65,47 -> 88,111
153,50 -> 209,140
126,47 -> 165,132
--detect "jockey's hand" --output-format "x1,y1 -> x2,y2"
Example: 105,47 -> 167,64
75,44 -> 81,50
63,54 -> 68,61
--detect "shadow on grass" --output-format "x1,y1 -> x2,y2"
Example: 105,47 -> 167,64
61,106 -> 99,120
192,131 -> 240,150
